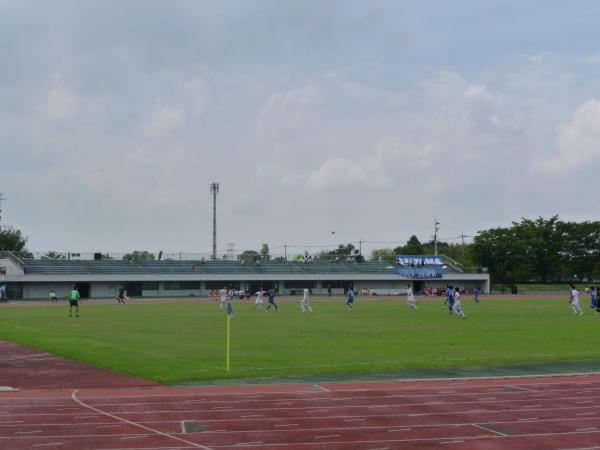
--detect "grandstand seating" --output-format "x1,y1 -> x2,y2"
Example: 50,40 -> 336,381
20,258 -> 460,275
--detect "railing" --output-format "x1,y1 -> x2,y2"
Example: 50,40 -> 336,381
0,251 -> 24,265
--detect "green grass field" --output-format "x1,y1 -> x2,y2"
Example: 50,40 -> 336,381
1,297 -> 599,383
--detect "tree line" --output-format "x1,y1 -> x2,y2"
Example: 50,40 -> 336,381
3,215 -> 600,282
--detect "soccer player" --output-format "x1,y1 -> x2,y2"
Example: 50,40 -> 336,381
473,286 -> 481,303
68,286 -> 80,318
446,285 -> 455,314
452,286 -> 466,319
219,287 -> 227,310
569,284 -> 583,315
117,287 -> 126,304
589,287 -> 597,310
49,289 -> 57,303
346,287 -> 355,310
266,290 -> 278,311
406,284 -> 417,310
252,290 -> 264,311
300,288 -> 313,313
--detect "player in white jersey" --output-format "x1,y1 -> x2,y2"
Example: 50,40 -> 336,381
452,287 -> 466,319
569,284 -> 583,315
252,290 -> 264,311
219,287 -> 227,310
406,284 -> 417,310
300,288 -> 313,313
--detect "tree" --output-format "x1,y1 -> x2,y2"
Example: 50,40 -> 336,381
42,251 -> 66,260
260,243 -> 270,260
123,250 -> 155,261
394,234 -> 423,255
370,248 -> 395,262
322,243 -> 356,257
0,226 -> 32,257
239,250 -> 259,262
0,226 -> 28,252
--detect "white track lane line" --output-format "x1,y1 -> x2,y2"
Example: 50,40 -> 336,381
313,384 -> 329,392
71,389 -> 214,450
472,423 -> 508,437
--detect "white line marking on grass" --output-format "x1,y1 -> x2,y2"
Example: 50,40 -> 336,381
71,389 -> 214,450
33,443 -> 63,447
314,384 -> 329,392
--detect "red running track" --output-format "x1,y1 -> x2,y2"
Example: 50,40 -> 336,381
2,341 -> 600,449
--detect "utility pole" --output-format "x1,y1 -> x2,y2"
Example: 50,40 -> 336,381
284,244 -> 288,261
227,242 -> 235,261
434,218 -> 440,256
460,232 -> 466,260
210,182 -> 219,260
359,239 -> 362,257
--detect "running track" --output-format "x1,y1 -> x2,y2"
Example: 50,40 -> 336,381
3,341 -> 600,449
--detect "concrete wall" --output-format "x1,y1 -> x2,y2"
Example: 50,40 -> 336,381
0,258 -> 24,276
22,282 -> 74,299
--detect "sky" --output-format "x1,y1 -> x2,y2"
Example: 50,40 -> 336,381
1,0 -> 600,258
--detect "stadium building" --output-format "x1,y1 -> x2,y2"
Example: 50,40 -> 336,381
0,252 -> 489,300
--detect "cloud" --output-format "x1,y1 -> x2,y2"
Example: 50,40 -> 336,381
533,99 -> 600,173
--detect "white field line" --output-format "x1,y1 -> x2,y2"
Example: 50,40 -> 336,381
71,389 -> 214,450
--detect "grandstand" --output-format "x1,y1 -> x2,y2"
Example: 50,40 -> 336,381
0,252 -> 489,299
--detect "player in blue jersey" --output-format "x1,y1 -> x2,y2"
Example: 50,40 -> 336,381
266,290 -> 278,311
346,287 -> 355,310
473,286 -> 481,303
446,285 -> 455,314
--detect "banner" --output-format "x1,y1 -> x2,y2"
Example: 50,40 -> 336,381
396,267 -> 443,279
396,256 -> 443,266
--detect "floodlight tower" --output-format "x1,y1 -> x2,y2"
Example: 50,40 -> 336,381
0,193 -> 6,230
210,182 -> 219,260
434,218 -> 440,256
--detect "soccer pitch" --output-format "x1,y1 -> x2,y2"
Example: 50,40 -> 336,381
1,297 -> 599,383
